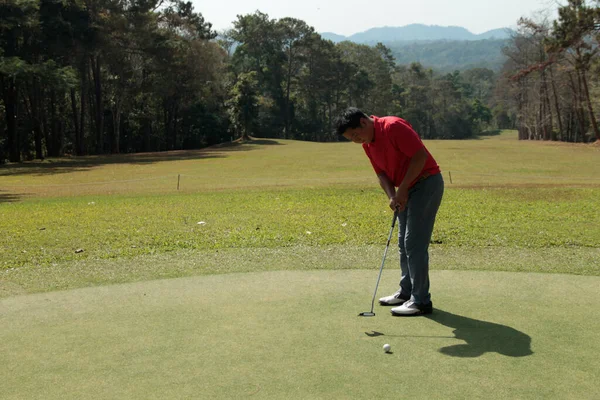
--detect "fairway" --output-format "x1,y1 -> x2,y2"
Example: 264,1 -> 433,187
2,270 -> 599,399
1,132 -> 599,201
2,0 -> 600,396
2,131 -> 600,399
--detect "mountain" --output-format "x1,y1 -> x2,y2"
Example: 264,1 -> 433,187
388,39 -> 508,72
320,32 -> 347,43
319,24 -> 512,72
320,24 -> 513,43
476,28 -> 513,40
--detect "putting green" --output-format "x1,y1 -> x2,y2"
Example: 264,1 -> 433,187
1,270 -> 599,399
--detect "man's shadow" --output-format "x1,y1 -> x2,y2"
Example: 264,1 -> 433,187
425,309 -> 533,358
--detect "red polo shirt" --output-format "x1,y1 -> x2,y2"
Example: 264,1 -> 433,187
363,116 -> 440,187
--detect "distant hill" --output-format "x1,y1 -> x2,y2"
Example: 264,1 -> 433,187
319,32 -> 347,43
320,24 -> 511,72
321,24 -> 513,43
388,39 -> 508,72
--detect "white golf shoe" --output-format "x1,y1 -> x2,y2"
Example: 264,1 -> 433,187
379,289 -> 410,306
391,300 -> 433,316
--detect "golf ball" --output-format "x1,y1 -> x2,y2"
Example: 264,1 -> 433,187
383,344 -> 391,353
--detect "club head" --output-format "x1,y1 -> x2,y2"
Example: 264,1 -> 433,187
358,312 -> 376,317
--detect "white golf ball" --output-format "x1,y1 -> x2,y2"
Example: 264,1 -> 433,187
383,344 -> 391,353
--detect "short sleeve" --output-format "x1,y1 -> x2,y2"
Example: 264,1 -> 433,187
387,120 -> 424,158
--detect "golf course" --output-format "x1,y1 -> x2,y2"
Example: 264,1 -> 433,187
1,131 -> 599,399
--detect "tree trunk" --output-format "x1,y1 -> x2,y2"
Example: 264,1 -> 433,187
143,117 -> 151,152
549,66 -> 563,140
112,106 -> 121,154
517,77 -> 526,140
568,72 -> 586,141
91,55 -> 104,154
43,95 -> 50,155
3,79 -> 20,162
30,80 -> 44,160
47,90 -> 59,157
70,88 -> 80,155
110,83 -> 123,154
173,103 -> 179,150
537,79 -> 544,140
56,94 -> 66,157
580,69 -> 600,141
163,99 -> 172,150
541,70 -> 553,140
284,47 -> 293,139
78,60 -> 88,155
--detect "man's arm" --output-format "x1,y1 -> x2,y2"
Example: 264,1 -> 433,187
377,173 -> 396,207
399,147 -> 428,189
392,147 -> 429,211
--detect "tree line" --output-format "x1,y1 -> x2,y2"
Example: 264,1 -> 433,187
0,0 -> 598,163
499,0 -> 600,142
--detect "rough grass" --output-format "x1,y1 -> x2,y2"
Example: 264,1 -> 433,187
1,130 -> 600,297
3,245 -> 599,299
1,131 -> 599,200
1,187 -> 599,271
2,131 -> 600,399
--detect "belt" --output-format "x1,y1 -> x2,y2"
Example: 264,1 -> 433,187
417,172 -> 431,182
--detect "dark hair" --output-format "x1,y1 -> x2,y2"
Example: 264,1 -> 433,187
335,107 -> 368,136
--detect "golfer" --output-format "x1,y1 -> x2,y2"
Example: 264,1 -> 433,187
335,108 -> 444,316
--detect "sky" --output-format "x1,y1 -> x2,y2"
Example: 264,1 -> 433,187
192,0 -> 559,36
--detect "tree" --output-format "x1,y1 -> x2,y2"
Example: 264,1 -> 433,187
217,29 -> 236,58
393,63 -> 435,138
0,0 -> 39,162
501,17 -> 561,141
231,12 -> 285,138
277,17 -> 313,139
470,98 -> 493,132
228,71 -> 259,140
295,33 -> 349,141
548,0 -> 600,141
335,41 -> 395,116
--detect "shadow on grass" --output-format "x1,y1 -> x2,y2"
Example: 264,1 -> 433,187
426,309 -> 533,358
0,138 -> 285,177
0,190 -> 23,203
477,129 -> 503,137
212,138 -> 284,149
365,309 -> 533,358
365,331 -> 454,339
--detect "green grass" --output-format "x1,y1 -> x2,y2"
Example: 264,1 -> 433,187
1,130 -> 600,292
1,132 -> 599,200
2,270 -> 599,399
2,131 -> 600,399
3,245 -> 599,298
1,187 -> 599,272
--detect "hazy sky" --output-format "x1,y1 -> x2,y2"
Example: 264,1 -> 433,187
192,0 -> 558,36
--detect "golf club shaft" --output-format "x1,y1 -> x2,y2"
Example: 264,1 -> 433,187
368,211 -> 398,313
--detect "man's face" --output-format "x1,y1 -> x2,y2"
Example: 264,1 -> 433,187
342,118 -> 374,144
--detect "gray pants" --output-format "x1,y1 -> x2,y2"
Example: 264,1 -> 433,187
397,173 -> 444,305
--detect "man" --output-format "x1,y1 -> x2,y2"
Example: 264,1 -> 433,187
335,108 -> 444,316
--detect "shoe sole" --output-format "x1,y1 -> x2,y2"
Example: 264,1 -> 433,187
391,308 -> 433,317
379,299 -> 410,306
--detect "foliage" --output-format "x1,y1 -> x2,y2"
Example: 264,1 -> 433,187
227,71 -> 259,139
1,2 -> 598,162
498,1 -> 600,142
0,0 -> 230,162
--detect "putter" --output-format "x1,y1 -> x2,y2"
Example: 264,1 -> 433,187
358,210 -> 398,317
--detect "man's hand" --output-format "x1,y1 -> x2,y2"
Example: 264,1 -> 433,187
391,185 -> 409,212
